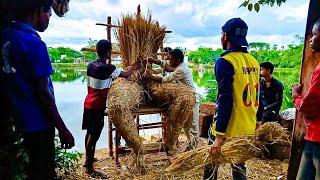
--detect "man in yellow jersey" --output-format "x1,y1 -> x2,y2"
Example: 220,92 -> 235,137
203,18 -> 263,180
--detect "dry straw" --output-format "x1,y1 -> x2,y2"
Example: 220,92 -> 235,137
166,122 -> 289,174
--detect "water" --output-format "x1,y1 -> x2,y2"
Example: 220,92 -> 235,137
52,66 -> 214,152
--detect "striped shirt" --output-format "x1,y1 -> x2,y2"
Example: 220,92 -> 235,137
84,60 -> 121,110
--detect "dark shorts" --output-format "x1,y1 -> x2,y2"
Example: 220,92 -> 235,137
82,108 -> 105,134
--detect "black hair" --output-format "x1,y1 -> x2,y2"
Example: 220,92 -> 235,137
163,47 -> 172,53
260,61 -> 274,74
169,49 -> 184,63
96,39 -> 112,58
13,0 -> 53,21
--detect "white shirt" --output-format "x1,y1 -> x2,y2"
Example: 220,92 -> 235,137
160,60 -> 196,93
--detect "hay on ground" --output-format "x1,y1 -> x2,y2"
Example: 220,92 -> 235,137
166,122 -> 290,174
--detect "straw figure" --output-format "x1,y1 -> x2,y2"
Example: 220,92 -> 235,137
108,5 -> 196,158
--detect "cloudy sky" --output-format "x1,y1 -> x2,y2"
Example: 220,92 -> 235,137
40,0 -> 309,50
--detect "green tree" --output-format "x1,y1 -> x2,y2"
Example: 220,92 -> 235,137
240,0 -> 287,12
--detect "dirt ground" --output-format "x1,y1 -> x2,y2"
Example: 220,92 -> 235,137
59,137 -> 288,180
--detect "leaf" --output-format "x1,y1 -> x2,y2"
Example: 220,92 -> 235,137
239,0 -> 250,8
254,3 -> 260,12
248,3 -> 253,11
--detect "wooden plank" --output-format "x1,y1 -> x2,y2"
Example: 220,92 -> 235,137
287,0 -> 320,179
96,23 -> 120,28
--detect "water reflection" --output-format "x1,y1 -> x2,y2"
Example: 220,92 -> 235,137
52,67 -> 87,82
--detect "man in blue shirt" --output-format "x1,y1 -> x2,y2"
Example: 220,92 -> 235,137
1,1 -> 74,179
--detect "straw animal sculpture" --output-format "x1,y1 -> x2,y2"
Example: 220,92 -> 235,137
166,122 -> 290,174
108,5 -> 196,157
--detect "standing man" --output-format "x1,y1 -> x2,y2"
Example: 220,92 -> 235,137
0,0 -> 74,179
204,18 -> 262,180
292,19 -> 320,180
146,48 -> 200,151
82,39 -> 138,177
260,61 -> 284,123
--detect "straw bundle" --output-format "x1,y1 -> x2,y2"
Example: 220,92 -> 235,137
114,5 -> 166,83
107,78 -> 146,155
114,6 -> 166,67
166,122 -> 289,174
166,137 -> 264,174
256,122 -> 290,143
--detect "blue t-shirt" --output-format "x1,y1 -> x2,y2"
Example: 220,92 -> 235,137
1,21 -> 54,132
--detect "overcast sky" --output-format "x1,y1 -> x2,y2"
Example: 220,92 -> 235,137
40,0 -> 309,50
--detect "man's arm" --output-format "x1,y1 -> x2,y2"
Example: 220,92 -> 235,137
214,58 -> 234,137
147,57 -> 174,72
119,68 -> 133,78
264,81 -> 284,112
292,71 -> 320,119
35,77 -> 74,149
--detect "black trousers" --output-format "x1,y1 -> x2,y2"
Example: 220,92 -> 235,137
24,128 -> 57,180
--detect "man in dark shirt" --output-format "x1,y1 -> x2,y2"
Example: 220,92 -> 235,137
260,62 -> 284,123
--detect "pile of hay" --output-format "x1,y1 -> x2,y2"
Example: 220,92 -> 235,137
166,122 -> 289,174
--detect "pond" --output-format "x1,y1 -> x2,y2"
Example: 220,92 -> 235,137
52,65 -> 299,152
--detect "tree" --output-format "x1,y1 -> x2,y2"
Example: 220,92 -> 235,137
240,0 -> 287,12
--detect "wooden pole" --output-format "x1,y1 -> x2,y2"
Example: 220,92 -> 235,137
287,0 -> 320,179
107,16 -> 112,64
107,16 -> 113,157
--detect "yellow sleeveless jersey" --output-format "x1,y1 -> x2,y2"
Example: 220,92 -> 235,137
211,51 -> 260,138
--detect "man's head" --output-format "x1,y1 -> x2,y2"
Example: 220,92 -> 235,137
168,49 -> 184,67
163,47 -> 172,59
14,0 -> 53,32
96,39 -> 112,60
221,18 -> 248,50
310,19 -> 320,52
260,62 -> 274,77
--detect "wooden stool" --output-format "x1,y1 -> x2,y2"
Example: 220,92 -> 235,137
105,107 -> 167,166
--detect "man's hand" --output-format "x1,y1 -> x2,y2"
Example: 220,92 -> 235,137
146,57 -> 155,63
256,121 -> 262,130
59,128 -> 75,149
210,135 -> 223,159
291,84 -> 303,97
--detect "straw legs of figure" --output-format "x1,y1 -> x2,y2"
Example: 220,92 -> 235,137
203,135 -> 247,180
185,94 -> 200,149
296,141 -> 320,180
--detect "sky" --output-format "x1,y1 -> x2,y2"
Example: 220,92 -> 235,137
40,0 -> 309,51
